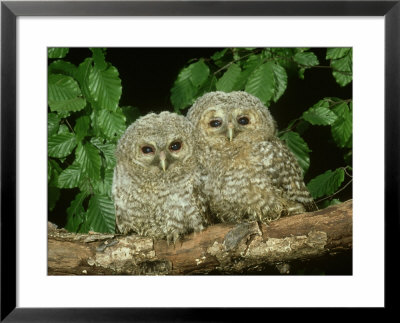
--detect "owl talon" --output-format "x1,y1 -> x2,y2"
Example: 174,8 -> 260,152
166,231 -> 180,247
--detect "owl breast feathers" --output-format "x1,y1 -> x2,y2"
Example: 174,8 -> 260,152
112,111 -> 207,243
187,91 -> 316,224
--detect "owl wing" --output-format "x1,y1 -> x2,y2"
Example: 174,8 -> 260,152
193,168 -> 215,225
256,138 -> 317,212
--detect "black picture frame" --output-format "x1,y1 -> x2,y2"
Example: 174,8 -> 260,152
1,1 -> 397,321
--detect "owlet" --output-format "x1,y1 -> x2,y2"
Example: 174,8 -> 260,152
112,111 -> 207,243
187,91 -> 316,224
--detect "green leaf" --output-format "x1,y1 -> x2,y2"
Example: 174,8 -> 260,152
331,102 -> 352,148
245,62 -> 275,104
216,63 -> 241,92
48,113 -> 61,136
344,135 -> 352,149
91,138 -> 117,170
170,66 -> 197,111
92,109 -> 126,140
331,54 -> 352,72
48,60 -> 77,77
78,177 -> 94,196
93,168 -> 114,196
48,159 -> 62,184
270,48 -> 296,69
270,48 -> 295,58
211,48 -> 231,67
271,63 -> 288,102
324,96 -> 344,103
48,160 -> 60,186
279,131 -> 311,173
48,160 -> 52,182
302,100 -> 338,125
121,106 -> 141,126
67,192 -> 87,219
211,48 -> 229,61
332,70 -> 352,87
320,198 -> 341,209
307,168 -> 345,199
74,116 -> 91,141
48,132 -> 77,158
190,60 -> 210,87
65,192 -> 87,232
57,163 -> 83,189
48,74 -> 86,113
75,142 -> 101,181
232,49 -> 240,61
75,58 -> 94,100
48,186 -> 60,211
234,54 -> 263,90
65,211 -> 85,233
326,48 -> 351,60
344,150 -> 352,164
57,124 -> 70,134
87,194 -> 115,233
295,48 -> 310,53
197,75 -> 218,97
48,48 -> 69,59
298,68 -> 305,79
293,52 -> 319,67
329,48 -> 352,87
88,65 -> 122,111
90,48 -> 107,71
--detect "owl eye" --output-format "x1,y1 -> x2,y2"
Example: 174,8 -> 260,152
209,119 -> 222,128
237,116 -> 250,125
169,141 -> 182,152
141,146 -> 154,154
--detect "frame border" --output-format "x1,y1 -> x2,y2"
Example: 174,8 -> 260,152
1,0 -> 397,321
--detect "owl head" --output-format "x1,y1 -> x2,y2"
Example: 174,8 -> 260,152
187,91 -> 277,148
116,111 -> 196,179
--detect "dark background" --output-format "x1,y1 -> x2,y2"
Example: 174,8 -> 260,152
50,48 -> 352,274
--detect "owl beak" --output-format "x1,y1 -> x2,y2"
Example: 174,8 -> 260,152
227,123 -> 234,142
159,150 -> 167,172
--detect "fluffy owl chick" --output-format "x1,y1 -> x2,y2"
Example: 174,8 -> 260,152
112,111 -> 207,243
187,91 -> 316,224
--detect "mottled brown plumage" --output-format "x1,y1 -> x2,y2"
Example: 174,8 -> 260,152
187,91 -> 316,224
112,112 -> 207,243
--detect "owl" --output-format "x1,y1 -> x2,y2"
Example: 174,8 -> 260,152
186,91 -> 316,224
112,111 -> 207,243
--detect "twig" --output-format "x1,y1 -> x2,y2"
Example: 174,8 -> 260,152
343,166 -> 353,178
64,119 -> 75,133
213,49 -> 262,75
316,179 -> 353,203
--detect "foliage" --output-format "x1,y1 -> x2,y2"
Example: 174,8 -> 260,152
48,48 -> 140,233
48,47 -> 352,233
170,47 -> 353,208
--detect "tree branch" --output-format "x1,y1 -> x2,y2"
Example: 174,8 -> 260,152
48,200 -> 352,275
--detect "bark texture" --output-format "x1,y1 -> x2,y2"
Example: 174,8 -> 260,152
48,200 -> 352,275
